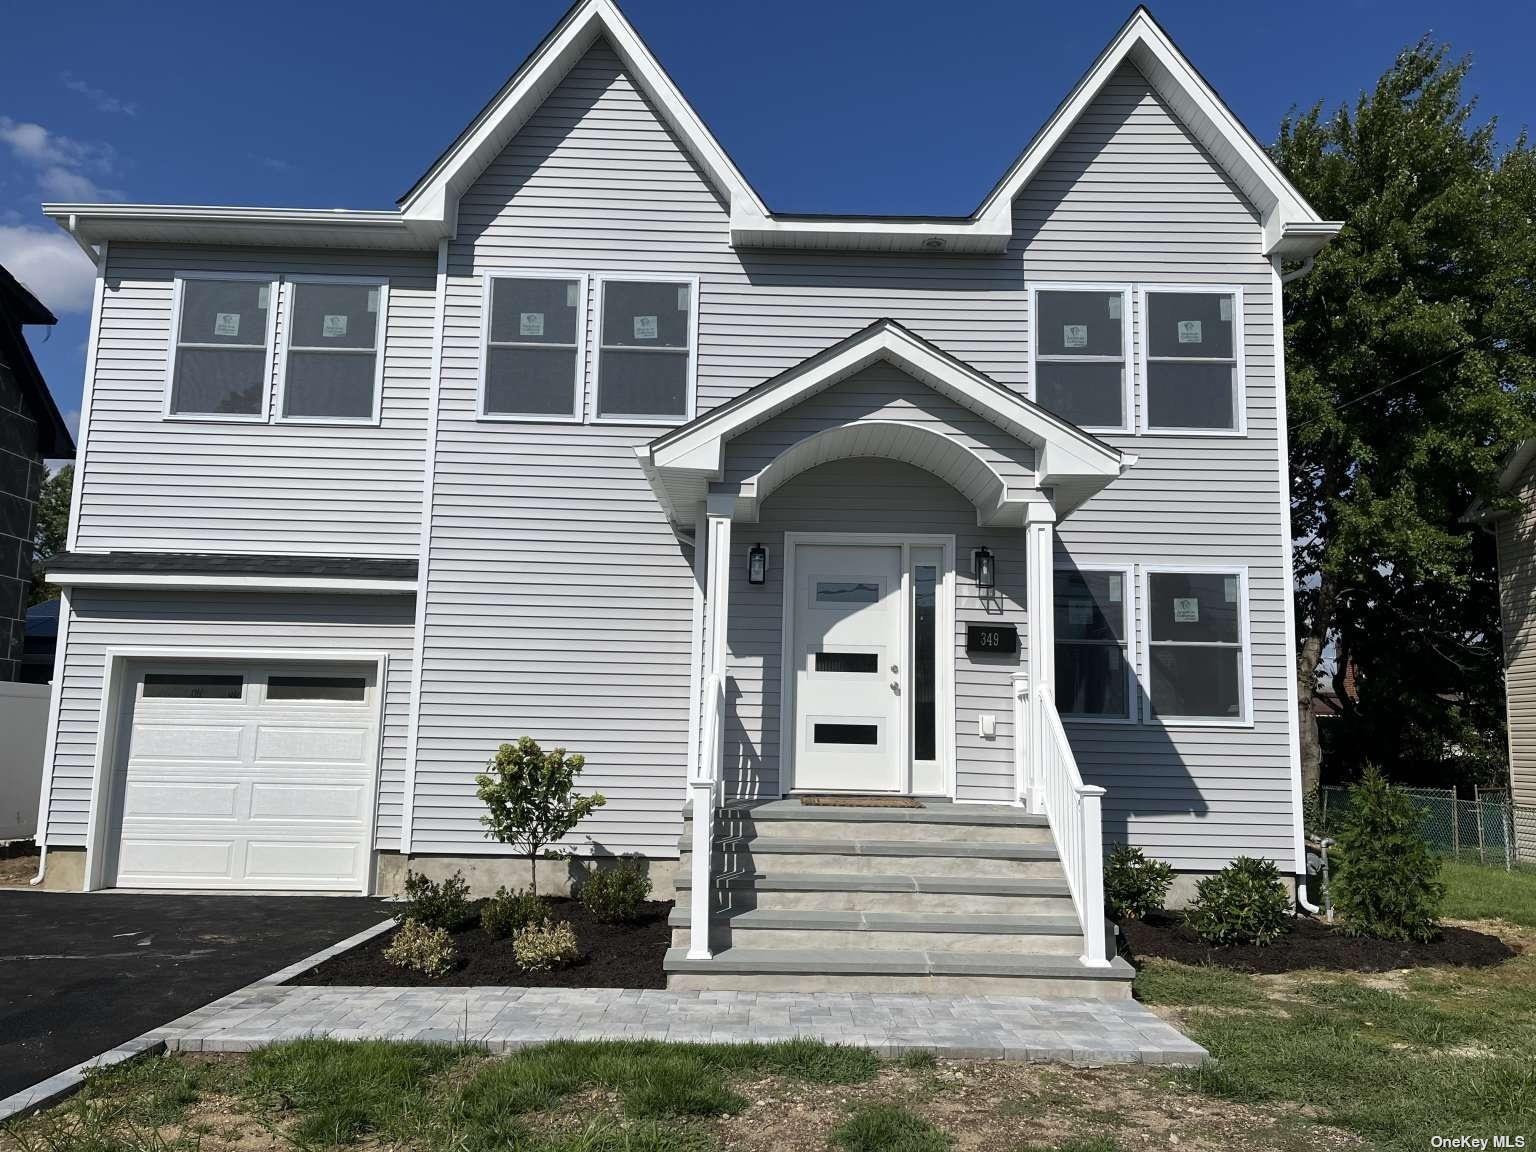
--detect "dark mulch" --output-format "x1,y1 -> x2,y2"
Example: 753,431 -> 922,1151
294,898 -> 673,988
1121,911 -> 1517,975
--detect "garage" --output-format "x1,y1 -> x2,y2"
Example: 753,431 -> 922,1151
101,660 -> 381,892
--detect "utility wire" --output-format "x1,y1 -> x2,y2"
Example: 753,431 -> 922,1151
1294,334 -> 1498,431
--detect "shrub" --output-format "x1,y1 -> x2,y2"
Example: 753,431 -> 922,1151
512,919 -> 580,972
402,869 -> 474,931
1332,766 -> 1444,941
1186,856 -> 1291,947
383,919 -> 457,977
1103,844 -> 1174,920
578,855 -> 653,923
482,887 -> 547,940
476,736 -> 607,897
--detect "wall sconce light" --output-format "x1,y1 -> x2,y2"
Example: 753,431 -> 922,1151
747,543 -> 768,586
974,547 -> 996,590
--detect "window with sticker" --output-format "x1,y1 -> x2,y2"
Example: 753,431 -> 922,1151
1054,569 -> 1132,719
281,279 -> 386,422
167,276 -> 276,417
1146,570 -> 1247,720
1144,290 -> 1239,431
595,278 -> 694,421
1032,289 -> 1128,430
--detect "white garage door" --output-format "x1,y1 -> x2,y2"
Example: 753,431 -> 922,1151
107,661 -> 379,891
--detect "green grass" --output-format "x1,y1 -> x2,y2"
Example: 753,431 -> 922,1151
1440,861 -> 1536,926
1132,958 -> 1266,1009
898,1048 -> 937,1070
831,1104 -> 950,1152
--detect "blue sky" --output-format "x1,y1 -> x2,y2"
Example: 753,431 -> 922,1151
2,0 -> 1532,435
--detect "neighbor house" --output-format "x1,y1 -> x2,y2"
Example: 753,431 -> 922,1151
32,1 -> 1339,995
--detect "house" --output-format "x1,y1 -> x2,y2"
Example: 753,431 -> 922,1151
31,1 -> 1339,995
0,265 -> 75,681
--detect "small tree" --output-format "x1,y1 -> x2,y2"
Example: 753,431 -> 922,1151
1332,766 -> 1444,941
475,736 -> 606,897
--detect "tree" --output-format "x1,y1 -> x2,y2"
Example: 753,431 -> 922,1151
1274,40 -> 1536,793
475,736 -> 606,897
29,464 -> 72,606
1331,767 -> 1444,941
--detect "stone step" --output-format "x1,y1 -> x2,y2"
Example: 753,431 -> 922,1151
663,946 -> 1135,998
666,907 -> 1085,955
675,870 -> 1075,915
687,803 -> 1054,846
679,837 -> 1066,880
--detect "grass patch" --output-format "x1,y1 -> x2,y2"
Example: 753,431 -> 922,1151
1014,1141 -> 1123,1152
1440,862 -> 1536,927
898,1049 -> 937,1070
1133,958 -> 1265,1009
831,1104 -> 950,1152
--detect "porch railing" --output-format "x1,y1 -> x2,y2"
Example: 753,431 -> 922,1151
1015,679 -> 1110,968
686,673 -> 726,959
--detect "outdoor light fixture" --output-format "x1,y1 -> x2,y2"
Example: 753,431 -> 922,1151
974,547 -> 996,590
747,543 -> 768,586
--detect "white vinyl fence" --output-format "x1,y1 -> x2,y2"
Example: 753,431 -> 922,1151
0,681 -> 49,841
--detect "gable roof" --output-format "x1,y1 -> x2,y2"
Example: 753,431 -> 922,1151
0,264 -> 74,459
45,2 -> 1339,258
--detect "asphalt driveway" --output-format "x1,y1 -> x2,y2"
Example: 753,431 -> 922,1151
0,891 -> 392,1099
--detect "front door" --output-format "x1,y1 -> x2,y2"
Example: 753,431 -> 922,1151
790,544 -> 904,792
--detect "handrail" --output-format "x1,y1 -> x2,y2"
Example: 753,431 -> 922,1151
686,674 -> 725,960
1033,685 -> 1110,967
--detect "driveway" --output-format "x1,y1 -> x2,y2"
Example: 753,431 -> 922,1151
0,891 -> 392,1099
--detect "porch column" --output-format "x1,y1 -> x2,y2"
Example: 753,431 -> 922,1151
1022,503 -> 1056,813
688,493 -> 734,960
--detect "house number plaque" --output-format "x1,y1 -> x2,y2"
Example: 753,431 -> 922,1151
965,623 -> 1018,655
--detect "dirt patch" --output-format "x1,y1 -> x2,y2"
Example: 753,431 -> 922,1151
296,898 -> 672,988
0,852 -> 40,887
1122,911 -> 1516,974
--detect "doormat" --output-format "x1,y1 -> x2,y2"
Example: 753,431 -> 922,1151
800,795 -> 924,808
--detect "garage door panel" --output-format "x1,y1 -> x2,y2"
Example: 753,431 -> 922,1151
244,841 -> 361,883
249,782 -> 368,821
254,724 -> 372,764
127,724 -> 246,761
117,839 -> 238,882
123,779 -> 241,820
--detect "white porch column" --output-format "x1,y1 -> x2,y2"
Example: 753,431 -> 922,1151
688,494 -> 734,960
1022,503 -> 1056,813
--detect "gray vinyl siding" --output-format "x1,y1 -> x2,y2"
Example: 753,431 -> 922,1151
45,590 -> 415,850
75,245 -> 435,556
1497,457 -> 1536,812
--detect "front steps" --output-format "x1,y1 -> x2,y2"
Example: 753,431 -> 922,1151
665,799 -> 1133,998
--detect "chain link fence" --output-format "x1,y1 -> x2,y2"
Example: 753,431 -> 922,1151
1314,785 -> 1536,871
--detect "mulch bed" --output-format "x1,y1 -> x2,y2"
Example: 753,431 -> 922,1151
294,898 -> 673,988
1121,911 -> 1516,975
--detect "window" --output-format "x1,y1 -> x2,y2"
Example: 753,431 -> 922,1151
279,278 -> 386,422
1145,568 -> 1248,722
814,652 -> 879,674
167,275 -> 276,418
913,563 -> 938,759
482,274 -> 585,419
1031,287 -> 1129,429
816,581 -> 880,604
813,723 -> 879,745
595,277 -> 695,421
1143,288 -> 1242,432
142,673 -> 244,700
1054,568 -> 1133,720
266,675 -> 368,702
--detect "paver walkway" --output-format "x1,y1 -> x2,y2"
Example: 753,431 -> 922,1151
150,984 -> 1206,1065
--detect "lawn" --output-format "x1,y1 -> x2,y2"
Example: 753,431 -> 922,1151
1439,861 -> 1536,927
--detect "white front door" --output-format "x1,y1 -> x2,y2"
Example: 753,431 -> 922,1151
791,544 -> 904,792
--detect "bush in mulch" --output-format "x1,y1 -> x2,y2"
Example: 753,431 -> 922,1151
296,897 -> 674,988
1121,910 -> 1515,975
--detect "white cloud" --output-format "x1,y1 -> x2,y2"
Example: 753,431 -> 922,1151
0,116 -> 121,201
38,166 -> 111,200
0,225 -> 95,313
60,73 -> 137,117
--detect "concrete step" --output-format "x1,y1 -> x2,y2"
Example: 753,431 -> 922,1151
675,870 -> 1076,915
667,907 -> 1085,955
679,837 -> 1066,880
663,946 -> 1135,998
688,802 -> 1054,846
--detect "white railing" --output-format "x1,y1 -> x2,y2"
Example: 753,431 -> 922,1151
687,673 -> 726,959
1016,680 -> 1110,968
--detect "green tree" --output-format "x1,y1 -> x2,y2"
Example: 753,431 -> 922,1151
1274,40 -> 1536,792
29,463 -> 72,606
1332,767 -> 1444,941
475,736 -> 605,897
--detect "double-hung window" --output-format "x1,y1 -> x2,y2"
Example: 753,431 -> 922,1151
278,277 -> 387,422
481,274 -> 586,419
1142,287 -> 1242,433
1031,287 -> 1130,431
166,274 -> 277,419
1144,567 -> 1249,723
594,276 -> 696,422
1054,567 -> 1133,720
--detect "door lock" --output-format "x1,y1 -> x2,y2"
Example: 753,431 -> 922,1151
890,680 -> 900,693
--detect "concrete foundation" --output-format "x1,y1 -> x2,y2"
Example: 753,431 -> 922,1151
35,846 -> 86,891
374,852 -> 679,900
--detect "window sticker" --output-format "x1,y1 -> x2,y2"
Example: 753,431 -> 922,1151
1063,323 -> 1088,349
633,315 -> 658,340
1219,296 -> 1233,322
519,311 -> 545,337
213,312 -> 241,337
367,288 -> 380,313
677,284 -> 690,311
566,282 -> 579,308
1173,597 -> 1200,624
1108,573 -> 1122,603
322,314 -> 349,338
1224,575 -> 1239,603
1106,295 -> 1122,320
257,285 -> 270,310
1177,320 -> 1203,344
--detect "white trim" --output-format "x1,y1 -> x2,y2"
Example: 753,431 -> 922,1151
1027,282 -> 1132,434
476,270 -> 589,422
82,647 -> 389,894
1136,284 -> 1247,437
30,590 -> 72,854
162,270 -> 279,424
46,571 -> 416,594
778,532 -> 956,799
591,273 -> 700,426
1138,563 -> 1254,729
273,274 -> 389,427
65,243 -> 107,551
684,501 -> 708,799
402,240 -> 449,854
1052,560 -> 1137,725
